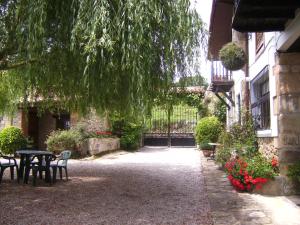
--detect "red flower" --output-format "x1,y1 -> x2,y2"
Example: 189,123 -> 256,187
96,131 -> 112,135
271,157 -> 278,167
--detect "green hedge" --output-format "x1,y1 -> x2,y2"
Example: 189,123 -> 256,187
195,116 -> 222,144
0,126 -> 27,155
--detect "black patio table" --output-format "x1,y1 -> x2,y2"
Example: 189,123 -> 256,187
16,150 -> 55,184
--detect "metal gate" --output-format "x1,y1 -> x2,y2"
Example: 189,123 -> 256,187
144,104 -> 198,146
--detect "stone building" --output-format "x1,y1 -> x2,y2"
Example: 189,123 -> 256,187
208,0 -> 300,194
0,108 -> 109,150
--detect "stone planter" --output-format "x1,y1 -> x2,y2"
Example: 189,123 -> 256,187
253,175 -> 300,196
80,137 -> 120,156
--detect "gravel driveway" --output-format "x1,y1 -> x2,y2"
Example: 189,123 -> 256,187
0,147 -> 212,225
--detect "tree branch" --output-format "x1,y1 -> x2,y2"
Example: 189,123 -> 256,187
0,59 -> 37,71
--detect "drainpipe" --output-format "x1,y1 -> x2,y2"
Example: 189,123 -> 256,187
244,32 -> 250,112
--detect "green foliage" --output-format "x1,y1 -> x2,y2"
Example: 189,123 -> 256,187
229,111 -> 257,148
199,142 -> 214,150
0,126 -> 27,155
46,129 -> 85,154
195,116 -> 222,144
287,161 -> 300,182
212,100 -> 227,124
145,104 -> 198,133
236,145 -> 258,159
219,42 -> 246,71
176,75 -> 208,88
120,124 -> 143,151
216,148 -> 232,166
112,120 -> 143,151
246,155 -> 277,179
111,114 -> 144,151
218,130 -> 233,148
0,0 -> 206,115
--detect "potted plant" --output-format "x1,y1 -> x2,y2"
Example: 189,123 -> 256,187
219,42 -> 246,71
195,116 -> 222,157
199,142 -> 214,157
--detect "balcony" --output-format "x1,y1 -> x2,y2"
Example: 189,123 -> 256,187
232,0 -> 300,32
210,61 -> 234,93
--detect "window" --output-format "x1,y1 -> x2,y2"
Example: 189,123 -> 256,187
251,66 -> 270,130
255,32 -> 264,54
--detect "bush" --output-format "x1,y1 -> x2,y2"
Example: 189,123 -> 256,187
219,111 -> 257,150
46,129 -> 85,154
195,116 -> 222,144
219,42 -> 246,71
0,126 -> 27,155
120,122 -> 143,151
216,148 -> 232,166
287,161 -> 300,182
218,130 -> 233,148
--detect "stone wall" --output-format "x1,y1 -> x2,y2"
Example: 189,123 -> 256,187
70,110 -> 110,132
0,111 -> 22,131
80,138 -> 120,156
257,137 -> 278,160
274,52 -> 300,171
38,112 -> 56,150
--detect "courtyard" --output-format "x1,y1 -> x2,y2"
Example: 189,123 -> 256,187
0,147 -> 212,225
1,147 -> 300,225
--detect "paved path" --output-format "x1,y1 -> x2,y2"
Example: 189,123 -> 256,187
0,147 -> 212,225
201,154 -> 300,225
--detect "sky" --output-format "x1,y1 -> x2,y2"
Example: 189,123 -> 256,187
193,0 -> 213,82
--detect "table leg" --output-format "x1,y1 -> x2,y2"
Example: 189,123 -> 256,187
45,156 -> 51,183
24,155 -> 31,184
18,155 -> 25,179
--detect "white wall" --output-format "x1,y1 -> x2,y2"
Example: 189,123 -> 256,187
226,69 -> 245,129
248,32 -> 278,137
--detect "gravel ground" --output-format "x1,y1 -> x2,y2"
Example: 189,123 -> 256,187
0,147 -> 212,225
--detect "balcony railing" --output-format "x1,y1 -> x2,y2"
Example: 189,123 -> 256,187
211,61 -> 232,82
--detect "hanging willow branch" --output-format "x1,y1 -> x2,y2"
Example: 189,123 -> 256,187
0,0 -> 206,115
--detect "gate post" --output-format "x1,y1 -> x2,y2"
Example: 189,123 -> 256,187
167,106 -> 171,147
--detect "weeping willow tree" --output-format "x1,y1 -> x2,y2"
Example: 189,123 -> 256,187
0,0 -> 205,116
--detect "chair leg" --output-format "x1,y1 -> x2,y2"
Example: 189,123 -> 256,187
52,167 -> 57,183
32,168 -> 37,186
39,170 -> 43,179
16,165 -> 20,184
10,166 -> 14,180
0,168 -> 4,184
64,167 -> 68,181
59,167 -> 63,180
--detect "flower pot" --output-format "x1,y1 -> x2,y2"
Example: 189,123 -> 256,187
202,149 -> 212,157
219,42 -> 246,71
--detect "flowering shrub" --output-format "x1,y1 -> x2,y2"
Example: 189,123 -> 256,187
225,157 -> 274,191
271,157 -> 279,173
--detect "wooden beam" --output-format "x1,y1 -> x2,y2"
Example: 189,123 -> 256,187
238,9 -> 295,19
233,19 -> 286,32
233,0 -> 300,32
215,93 -> 231,109
242,0 -> 300,7
222,92 -> 235,105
